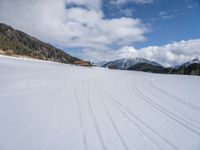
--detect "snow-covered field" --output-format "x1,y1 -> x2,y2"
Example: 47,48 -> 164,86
0,56 -> 200,150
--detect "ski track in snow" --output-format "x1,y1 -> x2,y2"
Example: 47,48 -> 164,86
148,80 -> 200,112
86,85 -> 108,150
99,81 -> 177,150
0,56 -> 200,150
73,88 -> 88,150
130,81 -> 200,135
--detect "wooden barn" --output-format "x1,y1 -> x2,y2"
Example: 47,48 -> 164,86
74,60 -> 91,67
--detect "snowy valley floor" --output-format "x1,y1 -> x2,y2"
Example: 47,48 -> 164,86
0,56 -> 200,150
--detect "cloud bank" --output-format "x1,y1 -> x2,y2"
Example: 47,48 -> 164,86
110,0 -> 154,5
84,39 -> 200,67
0,0 -> 147,50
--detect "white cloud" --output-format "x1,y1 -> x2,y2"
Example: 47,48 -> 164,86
0,0 -> 148,50
159,11 -> 174,19
111,0 -> 154,5
187,3 -> 198,9
118,39 -> 200,66
66,0 -> 101,10
122,8 -> 133,17
84,39 -> 200,67
82,48 -> 119,61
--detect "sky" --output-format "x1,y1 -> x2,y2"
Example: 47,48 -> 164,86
0,0 -> 200,66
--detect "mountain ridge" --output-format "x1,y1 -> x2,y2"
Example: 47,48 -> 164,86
0,23 -> 80,64
99,58 -> 161,70
95,58 -> 200,75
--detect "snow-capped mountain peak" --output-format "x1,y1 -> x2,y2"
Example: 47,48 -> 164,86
182,58 -> 200,67
97,57 -> 161,70
190,58 -> 200,63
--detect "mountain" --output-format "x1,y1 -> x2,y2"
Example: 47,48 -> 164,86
100,58 -> 161,70
92,61 -> 107,67
0,23 -> 80,63
171,58 -> 200,75
96,58 -> 200,76
181,58 -> 200,67
127,63 -> 171,73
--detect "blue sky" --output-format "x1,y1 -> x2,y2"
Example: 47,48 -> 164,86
102,0 -> 200,48
0,0 -> 200,66
65,0 -> 200,64
131,0 -> 200,48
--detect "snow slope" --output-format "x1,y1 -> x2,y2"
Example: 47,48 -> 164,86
0,55 -> 200,150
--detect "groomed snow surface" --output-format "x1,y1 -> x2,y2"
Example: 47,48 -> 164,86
0,56 -> 200,150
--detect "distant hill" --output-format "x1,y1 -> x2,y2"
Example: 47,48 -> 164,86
96,58 -> 200,76
127,63 -> 171,73
171,59 -> 200,75
100,58 -> 161,70
0,23 -> 80,63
